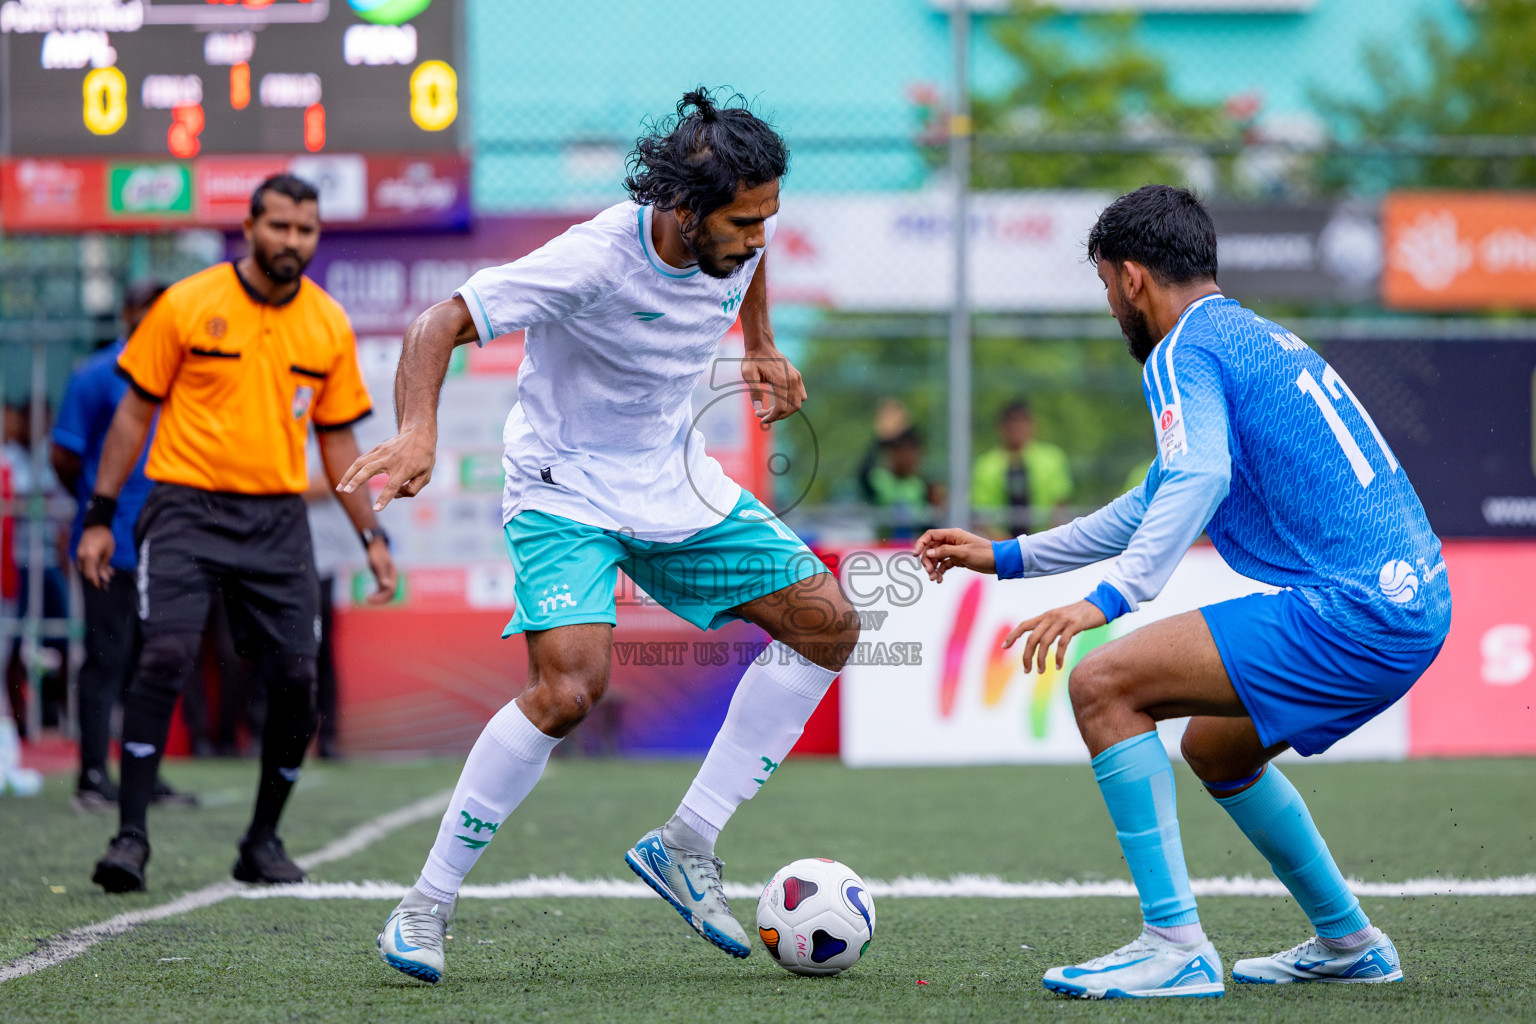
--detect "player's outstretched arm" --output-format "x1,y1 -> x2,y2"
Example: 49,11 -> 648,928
338,295 -> 478,511
914,527 -> 997,583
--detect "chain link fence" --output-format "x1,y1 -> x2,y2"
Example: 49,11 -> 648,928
3,0 -> 1534,736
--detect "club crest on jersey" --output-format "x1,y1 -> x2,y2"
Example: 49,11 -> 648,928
292,385 -> 314,420
720,285 -> 743,315
1158,404 -> 1187,459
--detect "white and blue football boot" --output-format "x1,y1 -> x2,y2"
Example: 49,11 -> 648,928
378,886 -> 453,984
1043,931 -> 1225,999
1233,933 -> 1402,984
624,828 -> 751,958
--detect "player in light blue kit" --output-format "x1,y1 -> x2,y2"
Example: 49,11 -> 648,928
916,185 -> 1450,999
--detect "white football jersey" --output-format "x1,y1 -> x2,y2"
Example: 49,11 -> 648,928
456,201 -> 774,542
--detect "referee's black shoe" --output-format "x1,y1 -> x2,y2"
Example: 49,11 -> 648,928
232,830 -> 305,885
92,831 -> 150,893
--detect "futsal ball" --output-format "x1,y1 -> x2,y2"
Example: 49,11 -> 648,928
756,858 -> 875,976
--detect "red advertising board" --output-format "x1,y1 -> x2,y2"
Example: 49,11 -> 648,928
1408,541 -> 1536,757
0,153 -> 469,232
196,156 -> 290,223
0,158 -> 105,229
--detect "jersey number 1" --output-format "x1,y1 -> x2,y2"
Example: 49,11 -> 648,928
1295,365 -> 1398,488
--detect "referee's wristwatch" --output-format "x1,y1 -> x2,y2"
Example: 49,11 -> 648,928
360,526 -> 391,552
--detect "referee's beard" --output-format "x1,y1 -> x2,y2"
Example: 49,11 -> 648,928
254,243 -> 311,286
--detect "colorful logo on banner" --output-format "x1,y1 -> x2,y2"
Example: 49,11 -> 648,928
937,574 -> 1116,739
108,163 -> 192,216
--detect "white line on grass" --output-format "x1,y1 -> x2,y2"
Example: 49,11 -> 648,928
233,873 -> 1536,902
0,788 -> 451,984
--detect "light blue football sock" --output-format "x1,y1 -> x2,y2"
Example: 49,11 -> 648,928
1091,732 -> 1200,928
1213,766 -> 1370,939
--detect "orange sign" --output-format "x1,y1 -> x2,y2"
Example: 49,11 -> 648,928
1383,191 -> 1536,310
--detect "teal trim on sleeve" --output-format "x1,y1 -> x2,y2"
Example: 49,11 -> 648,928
458,283 -> 494,348
637,207 -> 699,279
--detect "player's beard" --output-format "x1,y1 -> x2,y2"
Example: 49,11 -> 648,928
254,243 -> 310,285
682,221 -> 755,279
1117,304 -> 1158,365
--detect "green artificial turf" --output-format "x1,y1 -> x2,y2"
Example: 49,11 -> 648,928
2,756 -> 1533,1023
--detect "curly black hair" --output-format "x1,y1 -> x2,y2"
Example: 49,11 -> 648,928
624,87 -> 789,223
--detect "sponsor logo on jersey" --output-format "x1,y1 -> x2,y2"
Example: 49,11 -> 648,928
1157,404 -> 1187,459
1378,559 -> 1420,604
292,385 -> 314,420
631,311 -> 664,322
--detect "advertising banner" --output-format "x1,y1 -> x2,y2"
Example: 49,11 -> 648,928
1323,338 -> 1536,537
770,191 -> 1114,312
1382,192 -> 1536,310
1407,542 -> 1536,757
1209,202 -> 1379,305
837,547 -> 1409,766
1,153 -> 471,231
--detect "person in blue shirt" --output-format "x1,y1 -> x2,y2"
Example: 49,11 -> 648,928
52,281 -> 191,810
916,185 -> 1450,1000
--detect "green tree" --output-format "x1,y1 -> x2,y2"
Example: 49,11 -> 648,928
971,3 -> 1237,192
1318,0 -> 1536,191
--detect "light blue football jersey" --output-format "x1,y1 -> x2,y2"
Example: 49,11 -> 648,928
997,292 -> 1451,652
1128,294 -> 1451,651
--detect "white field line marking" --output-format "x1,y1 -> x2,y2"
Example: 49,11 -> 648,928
0,789 -> 450,984
235,873 -> 1536,902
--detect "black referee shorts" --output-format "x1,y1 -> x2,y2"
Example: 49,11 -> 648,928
134,483 -> 320,659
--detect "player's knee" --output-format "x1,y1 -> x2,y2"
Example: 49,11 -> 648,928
134,631 -> 201,693
1066,651 -> 1123,723
269,654 -> 319,708
526,665 -> 608,734
1179,732 -> 1220,782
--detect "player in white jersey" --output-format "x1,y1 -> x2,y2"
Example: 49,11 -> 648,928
340,90 -> 860,984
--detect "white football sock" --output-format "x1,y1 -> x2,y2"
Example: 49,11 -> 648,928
1320,925 -> 1381,952
417,700 -> 560,902
1145,922 -> 1207,946
675,643 -> 837,852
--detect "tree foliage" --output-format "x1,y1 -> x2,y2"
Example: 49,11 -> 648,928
971,3 -> 1237,192
1317,0 -> 1536,191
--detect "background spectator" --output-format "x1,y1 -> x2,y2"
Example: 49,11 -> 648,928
972,398 -> 1073,538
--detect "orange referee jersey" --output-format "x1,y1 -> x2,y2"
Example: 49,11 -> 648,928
118,262 -> 372,496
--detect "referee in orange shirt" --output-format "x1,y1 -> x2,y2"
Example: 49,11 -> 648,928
81,174 -> 398,892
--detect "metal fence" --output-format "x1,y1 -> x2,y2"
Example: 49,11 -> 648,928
3,0 -> 1536,737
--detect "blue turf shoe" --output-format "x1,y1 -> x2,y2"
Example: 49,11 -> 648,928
624,827 -> 751,958
377,886 -> 453,984
1043,931 -> 1225,999
1233,933 -> 1403,984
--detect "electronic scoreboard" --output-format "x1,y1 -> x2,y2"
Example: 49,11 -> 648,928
0,0 -> 461,157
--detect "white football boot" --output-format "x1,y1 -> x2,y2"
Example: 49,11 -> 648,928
378,886 -> 453,984
1233,933 -> 1403,984
624,827 -> 750,958
1043,931 -> 1224,999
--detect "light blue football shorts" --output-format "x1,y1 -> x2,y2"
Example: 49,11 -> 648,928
502,490 -> 829,636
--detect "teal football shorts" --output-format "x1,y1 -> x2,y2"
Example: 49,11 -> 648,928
502,490 -> 829,635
